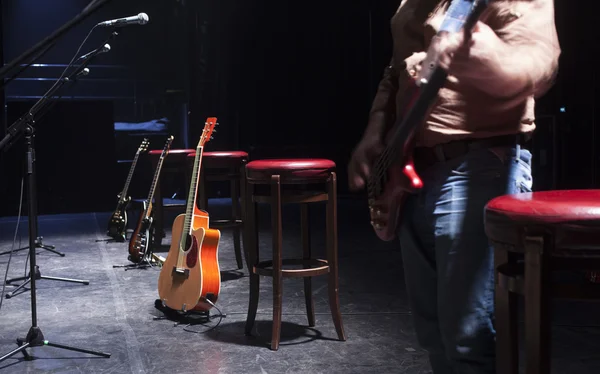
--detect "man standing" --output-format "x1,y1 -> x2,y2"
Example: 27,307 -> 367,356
348,0 -> 560,372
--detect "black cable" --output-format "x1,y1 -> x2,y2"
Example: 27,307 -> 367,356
0,177 -> 25,312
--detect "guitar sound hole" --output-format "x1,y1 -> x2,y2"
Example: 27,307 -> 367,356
183,234 -> 194,251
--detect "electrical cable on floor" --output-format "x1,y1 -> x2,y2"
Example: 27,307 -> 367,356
0,177 -> 25,311
181,298 -> 227,334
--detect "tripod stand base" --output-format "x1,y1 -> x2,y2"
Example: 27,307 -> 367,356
5,266 -> 89,299
0,236 -> 64,257
0,326 -> 111,362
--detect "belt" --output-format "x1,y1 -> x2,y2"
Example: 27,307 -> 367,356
413,133 -> 528,170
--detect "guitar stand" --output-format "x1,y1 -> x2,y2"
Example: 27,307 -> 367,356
152,299 -> 212,324
112,252 -> 164,271
5,265 -> 89,299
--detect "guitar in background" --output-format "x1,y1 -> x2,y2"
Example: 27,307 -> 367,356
107,138 -> 149,242
128,135 -> 174,264
367,0 -> 490,241
158,117 -> 221,313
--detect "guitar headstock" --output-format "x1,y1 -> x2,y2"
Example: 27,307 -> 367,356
137,138 -> 150,154
199,117 -> 218,148
160,135 -> 175,158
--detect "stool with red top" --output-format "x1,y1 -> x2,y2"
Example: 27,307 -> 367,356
186,150 -> 249,270
243,158 -> 346,350
148,149 -> 196,244
484,190 -> 600,374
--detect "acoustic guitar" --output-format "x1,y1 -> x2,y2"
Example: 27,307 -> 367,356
128,135 -> 174,263
157,117 -> 221,312
107,138 -> 150,242
367,0 -> 490,241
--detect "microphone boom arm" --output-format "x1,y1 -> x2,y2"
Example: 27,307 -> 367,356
0,0 -> 114,82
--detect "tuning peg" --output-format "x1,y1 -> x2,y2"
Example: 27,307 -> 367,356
212,129 -> 217,133
215,122 -> 219,126
210,136 -> 214,140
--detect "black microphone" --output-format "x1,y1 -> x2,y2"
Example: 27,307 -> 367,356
97,13 -> 149,27
78,43 -> 111,61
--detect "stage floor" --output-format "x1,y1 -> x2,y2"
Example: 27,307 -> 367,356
0,198 -> 599,374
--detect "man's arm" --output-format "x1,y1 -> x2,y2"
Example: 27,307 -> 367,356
442,0 -> 561,100
492,0 -> 561,98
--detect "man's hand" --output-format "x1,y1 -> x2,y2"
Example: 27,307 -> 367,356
348,136 -> 384,191
435,21 -> 530,96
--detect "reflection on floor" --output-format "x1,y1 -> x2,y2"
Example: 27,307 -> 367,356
0,198 -> 599,373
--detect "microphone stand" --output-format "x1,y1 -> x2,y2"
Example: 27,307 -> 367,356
0,45 -> 112,363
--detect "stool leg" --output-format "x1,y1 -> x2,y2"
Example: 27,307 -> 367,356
198,171 -> 208,211
301,203 -> 315,327
231,166 -> 243,269
495,249 -> 519,374
524,235 -> 551,374
244,182 -> 260,336
270,175 -> 283,351
326,172 -> 346,341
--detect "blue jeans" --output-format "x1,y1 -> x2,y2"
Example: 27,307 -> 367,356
399,145 -> 533,374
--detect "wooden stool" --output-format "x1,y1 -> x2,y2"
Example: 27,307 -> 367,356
243,158 -> 346,350
148,149 -> 196,245
484,190 -> 600,374
187,151 -> 248,269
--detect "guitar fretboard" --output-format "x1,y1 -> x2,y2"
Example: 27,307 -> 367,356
440,0 -> 476,33
120,152 -> 141,202
181,147 -> 203,239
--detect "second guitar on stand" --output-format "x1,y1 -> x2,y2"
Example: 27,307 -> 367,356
128,135 -> 174,265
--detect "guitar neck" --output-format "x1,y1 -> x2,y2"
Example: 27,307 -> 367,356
143,155 -> 167,218
381,0 -> 489,170
120,152 -> 141,202
181,147 -> 203,236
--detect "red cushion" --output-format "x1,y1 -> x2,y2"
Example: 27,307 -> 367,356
486,190 -> 600,224
246,158 -> 335,183
485,190 -> 600,253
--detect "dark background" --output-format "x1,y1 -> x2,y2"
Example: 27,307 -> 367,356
0,0 -> 596,216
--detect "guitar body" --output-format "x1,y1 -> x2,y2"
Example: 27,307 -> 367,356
107,196 -> 130,242
128,201 -> 153,263
191,207 -> 221,312
158,213 -> 204,312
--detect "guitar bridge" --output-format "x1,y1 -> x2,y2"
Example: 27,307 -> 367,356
171,267 -> 190,278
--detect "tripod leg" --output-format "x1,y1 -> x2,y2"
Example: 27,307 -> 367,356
0,342 -> 31,361
36,240 -> 65,257
39,275 -> 89,285
5,278 -> 32,299
45,341 -> 111,358
0,246 -> 30,256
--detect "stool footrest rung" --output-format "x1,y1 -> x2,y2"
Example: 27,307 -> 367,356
210,219 -> 243,228
254,259 -> 329,278
253,191 -> 328,204
497,262 -> 600,300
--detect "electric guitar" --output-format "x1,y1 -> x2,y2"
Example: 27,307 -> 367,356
107,138 -> 150,242
158,117 -> 221,312
128,135 -> 174,263
367,0 -> 490,241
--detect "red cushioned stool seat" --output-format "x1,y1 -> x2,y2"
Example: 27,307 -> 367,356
246,158 -> 336,183
484,190 -> 600,374
186,150 -> 249,269
243,158 -> 345,350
